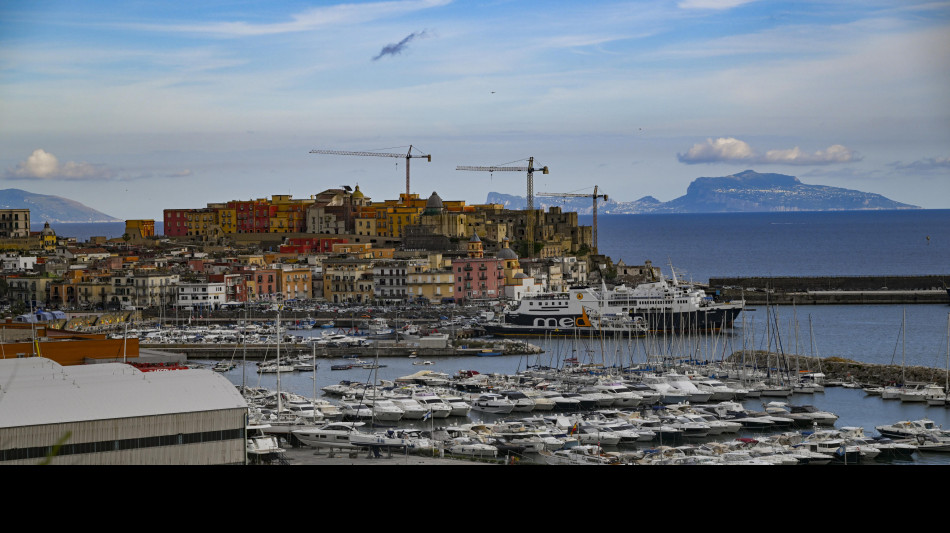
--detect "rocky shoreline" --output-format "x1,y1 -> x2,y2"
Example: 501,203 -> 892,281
725,350 -> 949,387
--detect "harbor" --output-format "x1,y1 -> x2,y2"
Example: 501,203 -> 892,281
192,298 -> 950,465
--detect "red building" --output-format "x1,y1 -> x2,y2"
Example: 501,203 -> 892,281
163,209 -> 193,237
279,237 -> 348,254
228,200 -> 275,233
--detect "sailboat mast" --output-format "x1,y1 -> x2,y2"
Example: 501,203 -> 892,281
276,302 -> 282,415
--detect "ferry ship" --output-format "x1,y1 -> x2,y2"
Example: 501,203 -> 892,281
487,272 -> 744,335
606,272 -> 745,332
484,300 -> 647,337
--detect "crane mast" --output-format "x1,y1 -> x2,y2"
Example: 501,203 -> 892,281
536,185 -> 607,252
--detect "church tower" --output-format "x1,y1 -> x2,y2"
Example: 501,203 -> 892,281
467,231 -> 484,258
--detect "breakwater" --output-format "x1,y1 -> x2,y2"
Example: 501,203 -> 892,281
710,275 -> 950,305
725,351 -> 949,388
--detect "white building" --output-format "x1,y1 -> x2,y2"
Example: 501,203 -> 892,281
0,358 -> 247,465
112,272 -> 180,309
373,260 -> 409,302
175,282 -> 226,310
0,254 -> 37,272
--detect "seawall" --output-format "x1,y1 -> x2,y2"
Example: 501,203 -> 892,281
709,275 -> 950,305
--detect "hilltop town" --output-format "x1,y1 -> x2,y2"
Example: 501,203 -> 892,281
0,187 -> 657,316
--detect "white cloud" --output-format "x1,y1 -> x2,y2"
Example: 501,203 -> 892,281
763,144 -> 860,165
676,137 -> 755,163
678,138 -> 861,165
7,149 -> 115,180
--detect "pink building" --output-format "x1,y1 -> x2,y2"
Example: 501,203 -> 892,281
452,257 -> 505,303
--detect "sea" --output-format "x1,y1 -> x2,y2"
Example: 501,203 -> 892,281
43,211 -> 950,462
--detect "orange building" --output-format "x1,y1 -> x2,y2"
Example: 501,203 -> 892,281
0,325 -> 140,366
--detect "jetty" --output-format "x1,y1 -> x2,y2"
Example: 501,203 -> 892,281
710,275 -> 950,305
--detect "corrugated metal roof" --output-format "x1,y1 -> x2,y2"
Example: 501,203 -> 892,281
0,358 -> 247,428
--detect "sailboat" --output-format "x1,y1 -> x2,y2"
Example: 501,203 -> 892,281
882,309 -> 908,400
926,313 -> 950,407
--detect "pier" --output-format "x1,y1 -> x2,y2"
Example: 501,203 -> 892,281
141,341 -> 540,360
710,275 -> 950,305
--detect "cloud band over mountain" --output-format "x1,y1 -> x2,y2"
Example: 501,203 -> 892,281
677,137 -> 861,166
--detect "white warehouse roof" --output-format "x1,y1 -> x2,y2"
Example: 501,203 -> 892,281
0,358 -> 247,429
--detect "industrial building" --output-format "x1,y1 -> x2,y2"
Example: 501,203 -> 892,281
0,358 -> 248,465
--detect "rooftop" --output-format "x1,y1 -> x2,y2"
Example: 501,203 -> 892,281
0,358 -> 246,428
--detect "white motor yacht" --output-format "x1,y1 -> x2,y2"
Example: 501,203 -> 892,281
471,393 -> 516,415
412,392 -> 454,418
292,421 -> 366,450
247,424 -> 286,463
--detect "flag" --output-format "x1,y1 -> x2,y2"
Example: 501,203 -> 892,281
422,410 -> 432,421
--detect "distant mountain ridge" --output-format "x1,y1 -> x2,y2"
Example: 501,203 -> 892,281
487,170 -> 920,213
0,188 -> 120,223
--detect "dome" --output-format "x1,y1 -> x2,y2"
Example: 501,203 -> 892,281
514,272 -> 529,279
352,185 -> 364,199
425,191 -> 443,209
423,191 -> 445,215
497,247 -> 519,260
469,231 -> 481,243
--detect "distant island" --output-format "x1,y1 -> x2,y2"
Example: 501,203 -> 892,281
488,170 -> 920,213
0,188 -> 121,223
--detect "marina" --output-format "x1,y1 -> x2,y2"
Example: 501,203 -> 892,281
189,300 -> 950,465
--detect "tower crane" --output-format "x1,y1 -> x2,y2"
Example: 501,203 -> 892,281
310,145 -> 431,202
456,157 -> 549,211
536,185 -> 608,252
456,157 -> 549,255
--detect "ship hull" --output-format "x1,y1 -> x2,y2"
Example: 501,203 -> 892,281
483,323 -> 645,338
632,305 -> 744,332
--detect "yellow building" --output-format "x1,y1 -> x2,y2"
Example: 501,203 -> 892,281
39,222 -> 57,252
279,267 -> 312,301
406,255 -> 454,303
322,258 -> 374,304
184,208 -> 218,237
124,220 -> 155,239
216,209 -> 237,234
384,206 -> 423,238
355,214 -> 377,237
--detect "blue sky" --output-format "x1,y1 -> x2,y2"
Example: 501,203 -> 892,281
1,0 -> 948,219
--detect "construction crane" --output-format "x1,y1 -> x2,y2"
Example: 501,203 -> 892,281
456,157 -> 549,211
310,145 -> 431,202
456,157 -> 549,255
537,185 -> 608,252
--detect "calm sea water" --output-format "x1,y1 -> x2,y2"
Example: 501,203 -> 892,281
588,210 -> 950,282
35,221 -> 164,242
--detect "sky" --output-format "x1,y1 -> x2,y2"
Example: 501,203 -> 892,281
1,0 -> 949,220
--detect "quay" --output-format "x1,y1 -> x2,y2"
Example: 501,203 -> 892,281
710,274 -> 950,305
141,341 -> 539,360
